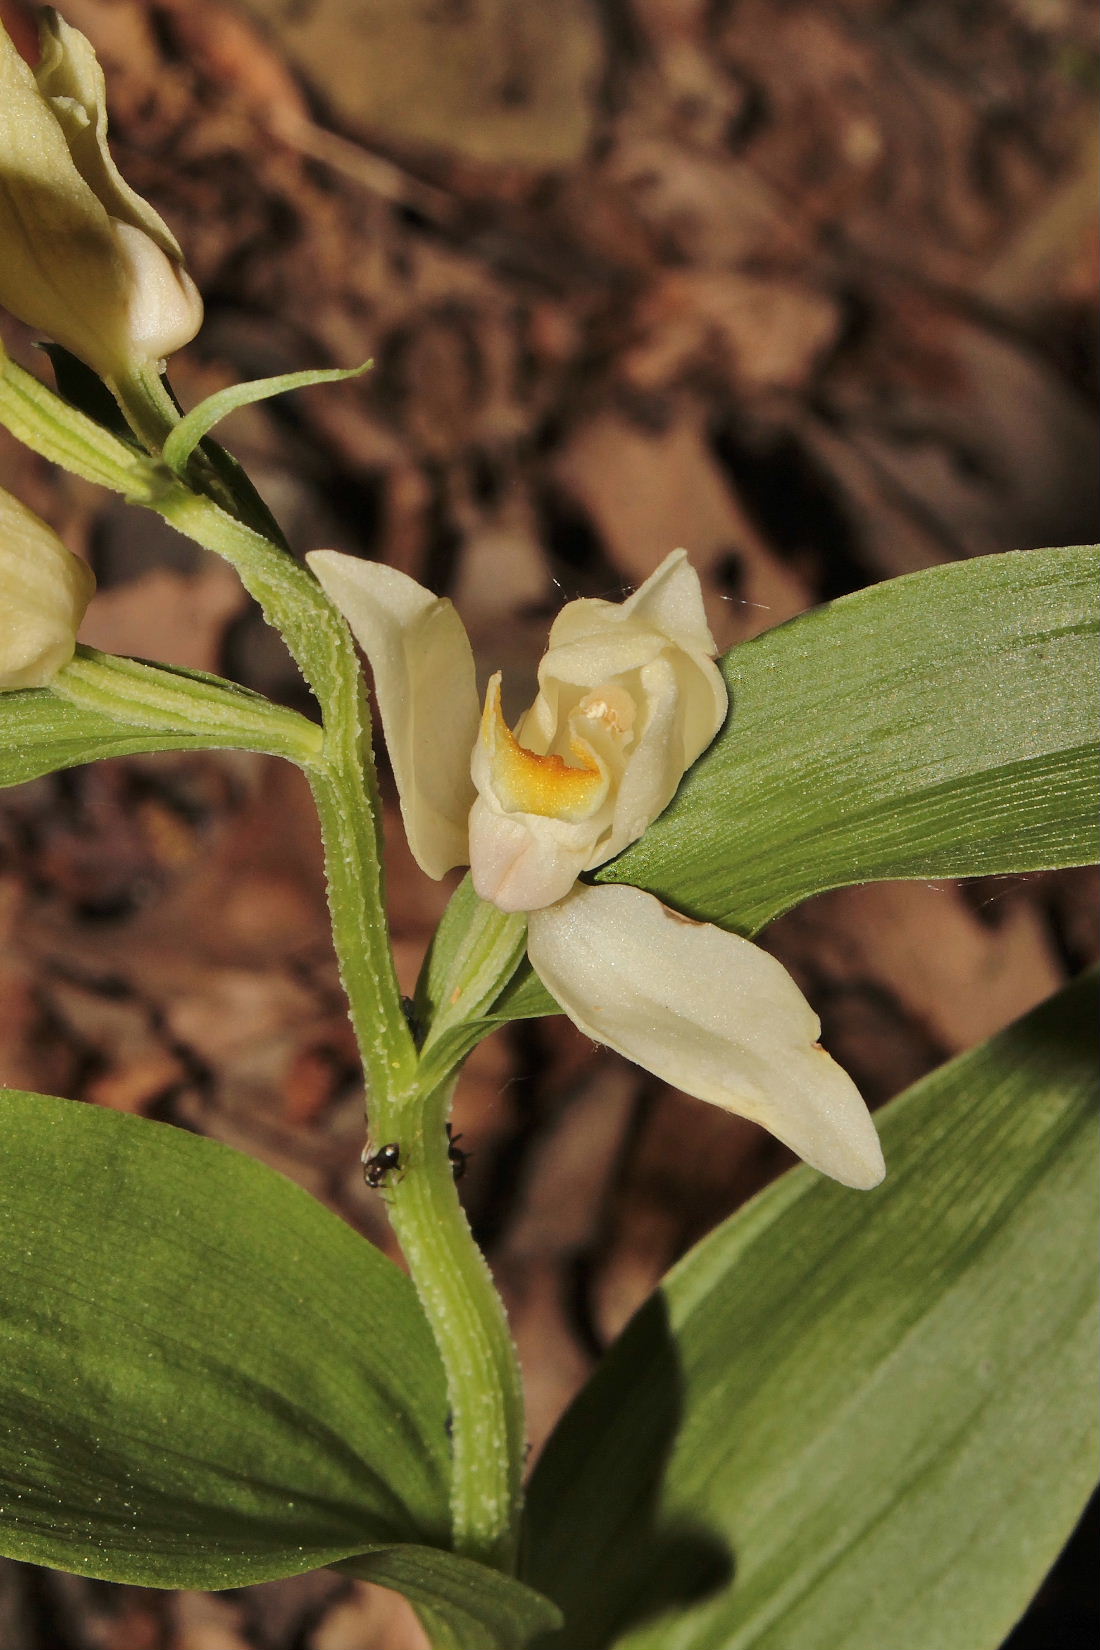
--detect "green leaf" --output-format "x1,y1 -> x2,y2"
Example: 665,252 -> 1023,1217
41,343 -> 138,444
337,1546 -> 562,1650
162,362 -> 371,474
601,544 -> 1100,932
414,876 -> 531,1080
0,344 -> 157,497
0,686 -> 220,783
0,647 -> 322,786
521,972 -> 1099,1650
0,1090 -> 453,1588
483,965 -> 558,1025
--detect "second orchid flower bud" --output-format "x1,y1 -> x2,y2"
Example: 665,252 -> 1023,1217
0,11 -> 202,390
0,486 -> 94,689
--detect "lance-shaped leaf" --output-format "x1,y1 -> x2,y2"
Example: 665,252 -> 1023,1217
161,362 -> 371,474
0,1090 -> 452,1587
600,543 -> 1099,932
0,647 -> 322,787
521,972 -> 1099,1649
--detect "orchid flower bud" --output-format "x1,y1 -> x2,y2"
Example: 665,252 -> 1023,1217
0,12 -> 202,385
469,550 -> 727,910
0,486 -> 95,688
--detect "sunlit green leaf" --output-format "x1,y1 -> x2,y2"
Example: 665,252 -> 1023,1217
0,683 -> 197,782
0,344 -> 155,496
0,1090 -> 451,1587
601,544 -> 1099,932
522,973 -> 1099,1649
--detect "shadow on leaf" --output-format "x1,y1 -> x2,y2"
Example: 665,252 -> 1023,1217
522,1292 -> 733,1649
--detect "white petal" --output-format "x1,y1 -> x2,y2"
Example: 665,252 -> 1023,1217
307,552 -> 478,878
36,11 -> 186,260
597,655 -> 683,863
468,797 -> 596,912
536,624 -> 669,688
619,548 -> 719,656
545,549 -> 717,657
527,884 -> 885,1189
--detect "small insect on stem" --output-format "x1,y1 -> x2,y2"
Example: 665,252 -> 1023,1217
361,1140 -> 403,1189
446,1122 -> 470,1183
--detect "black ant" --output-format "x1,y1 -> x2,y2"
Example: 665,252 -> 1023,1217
361,1141 -> 402,1189
446,1123 -> 470,1182
361,1128 -> 469,1189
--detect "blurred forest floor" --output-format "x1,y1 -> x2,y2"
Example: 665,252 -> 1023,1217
0,0 -> 1097,1645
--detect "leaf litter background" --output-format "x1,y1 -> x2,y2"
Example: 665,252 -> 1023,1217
0,0 -> 1097,1645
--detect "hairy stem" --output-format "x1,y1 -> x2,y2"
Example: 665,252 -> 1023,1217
153,490 -> 525,1567
110,361 -> 181,455
0,355 -> 527,1569
368,1078 -> 525,1572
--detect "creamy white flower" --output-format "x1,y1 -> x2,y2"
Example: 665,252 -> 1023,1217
308,547 -> 885,1189
0,487 -> 95,688
468,551 -> 728,910
0,13 -> 202,384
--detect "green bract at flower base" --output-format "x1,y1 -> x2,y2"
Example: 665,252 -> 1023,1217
0,485 -> 94,689
0,11 -> 201,392
307,548 -> 886,1191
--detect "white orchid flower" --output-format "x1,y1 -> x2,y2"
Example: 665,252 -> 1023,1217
307,548 -> 885,1190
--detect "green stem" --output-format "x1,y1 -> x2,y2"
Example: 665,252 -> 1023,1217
309,758 -> 419,1105
146,487 -> 416,1102
152,487 -> 339,691
110,361 -> 180,455
369,1077 -> 525,1573
148,489 -> 526,1566
0,357 -> 527,1569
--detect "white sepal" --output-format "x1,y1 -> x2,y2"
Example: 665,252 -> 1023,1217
548,545 -> 718,657
307,552 -> 479,878
526,883 -> 885,1190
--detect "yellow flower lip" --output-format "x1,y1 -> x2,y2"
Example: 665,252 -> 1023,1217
480,676 -> 606,821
